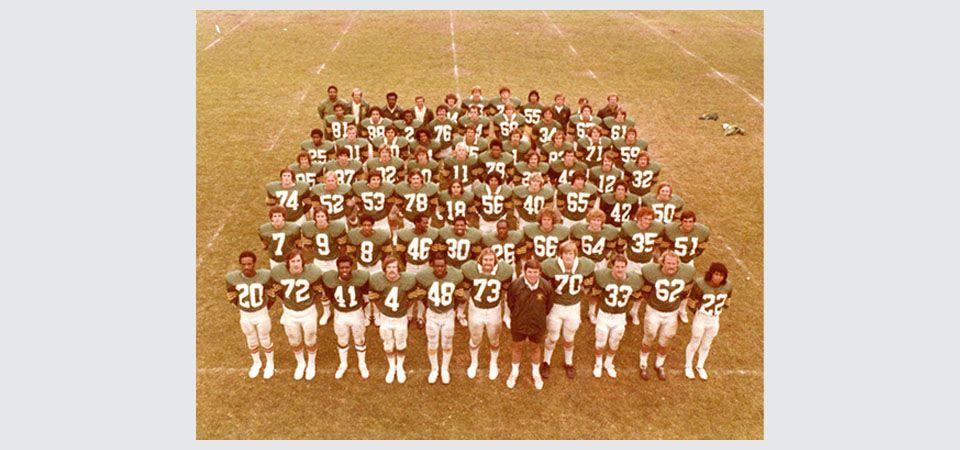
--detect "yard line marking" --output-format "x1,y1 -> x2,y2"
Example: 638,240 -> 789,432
198,367 -> 762,377
629,12 -> 763,108
541,11 -> 608,90
202,11 -> 253,51
316,11 -> 359,74
449,10 -> 460,97
716,12 -> 764,37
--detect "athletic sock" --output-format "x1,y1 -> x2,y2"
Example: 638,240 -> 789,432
543,340 -> 556,363
428,349 -> 439,371
397,350 -> 406,370
264,347 -> 274,364
510,362 -> 520,376
639,350 -> 649,368
441,347 -> 452,371
338,346 -> 348,366
294,349 -> 305,365
387,354 -> 396,370
655,353 -> 666,368
563,346 -> 574,365
250,350 -> 261,364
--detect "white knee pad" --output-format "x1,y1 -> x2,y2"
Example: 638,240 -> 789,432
560,318 -> 580,342
486,322 -> 501,347
303,322 -> 318,347
608,325 -> 625,351
595,323 -> 611,348
284,324 -> 304,347
334,321 -> 351,347
256,320 -> 272,349
380,326 -> 396,353
545,316 -> 563,342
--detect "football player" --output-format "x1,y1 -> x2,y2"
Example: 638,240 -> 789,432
542,129 -> 574,164
335,123 -> 373,162
519,90 -> 545,130
346,214 -> 393,326
289,150 -> 324,187
661,211 -> 711,324
394,213 -> 441,328
268,249 -> 323,381
619,206 -> 665,325
570,208 -> 619,265
440,142 -> 482,188
322,148 -> 364,186
548,148 -> 588,186
638,251 -> 695,381
521,207 -> 570,262
309,171 -> 353,225
596,93 -> 620,120
225,251 -> 275,379
539,241 -> 596,380
642,181 -> 684,223
406,146 -> 441,185
576,126 -> 614,168
491,102 -> 526,141
461,85 -> 488,114
623,150 -> 660,197
532,107 -> 563,150
438,215 -> 483,327
550,93 -> 572,131
394,170 -> 440,229
382,91 -> 404,121
684,262 -> 732,381
395,109 -> 424,143
459,103 -> 492,139
435,178 -> 477,229
514,149 -> 549,187
259,205 -> 301,269
483,218 -> 524,328
413,128 -> 442,162
603,108 -> 635,141
322,255 -> 371,379
555,170 -> 600,227
461,248 -> 514,381
487,86 -> 522,116
426,104 -> 458,157
411,95 -> 434,124
371,125 -> 410,160
505,258 -> 554,390
317,85 -> 347,121
410,253 -> 466,384
301,128 -> 334,165
599,180 -> 640,228
569,104 -> 602,141
451,124 -> 489,157
590,254 -> 642,378
501,128 -> 531,169
472,171 -> 515,234
368,255 -> 418,383
614,128 -> 651,169
350,170 -> 396,230
324,102 -> 355,141
589,151 -> 624,194
266,167 -> 311,225
299,205 -> 347,325
512,173 -> 555,231
366,144 -> 406,186
442,93 -> 463,122
360,106 -> 393,140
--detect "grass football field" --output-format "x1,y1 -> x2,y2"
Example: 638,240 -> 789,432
196,10 -> 764,440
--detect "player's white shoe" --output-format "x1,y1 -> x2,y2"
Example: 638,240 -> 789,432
467,361 -> 478,379
593,362 -> 602,378
263,361 -> 274,379
396,367 -> 406,384
248,359 -> 262,379
428,369 -> 439,384
696,367 -> 708,381
374,313 -> 382,327
305,361 -> 316,381
441,369 -> 451,385
506,371 -> 518,389
685,366 -> 695,380
335,363 -> 348,379
588,313 -> 597,325
604,362 -> 617,378
502,316 -> 511,329
359,362 -> 370,379
294,361 -> 305,380
385,366 -> 396,384
489,364 -> 499,380
679,311 -> 689,324
457,314 -> 468,327
631,314 -> 640,326
319,307 -> 331,326
533,374 -> 544,390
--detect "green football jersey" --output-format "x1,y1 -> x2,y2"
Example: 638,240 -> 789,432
301,138 -> 335,165
427,118 -> 459,149
324,113 -> 355,141
395,227 -> 441,267
371,135 -> 412,160
619,220 -> 665,264
513,162 -> 549,186
641,193 -> 684,223
569,115 -> 602,140
321,269 -> 370,312
477,151 -> 515,182
555,183 -> 600,222
269,263 -> 323,311
483,230 -> 525,267
641,262 -> 695,312
440,154 -> 482,186
592,269 -> 643,315
413,267 -> 465,314
406,158 -> 441,185
335,136 -> 372,162
435,189 -> 476,226
395,119 -> 424,142
599,192 -> 640,227
602,117 -> 636,141
461,260 -> 514,309
623,160 -> 661,196
322,159 -> 364,185
532,120 -> 563,148
548,160 -> 588,186
226,269 -> 273,313
299,219 -> 347,262
491,112 -> 526,140
689,278 -> 733,317
613,137 -> 650,168
512,185 -> 555,223
394,181 -> 440,222
462,96 -> 489,111
502,139 -> 532,166
368,272 -> 418,318
451,135 -> 490,157
541,257 -> 597,306
309,183 -> 352,221
346,228 -> 393,268
359,117 -> 394,140
521,223 -> 570,261
472,183 -> 514,222
288,162 -> 325,187
576,136 -> 614,167
265,181 -> 311,221
350,180 -> 396,221
542,141 -> 574,164
258,222 -> 301,263
570,223 -> 619,263
520,102 -> 546,125
437,226 -> 484,269
589,166 -> 624,194
458,115 -> 492,138
366,156 -> 406,185
318,98 -> 349,120
487,96 -> 522,116
662,222 -> 710,263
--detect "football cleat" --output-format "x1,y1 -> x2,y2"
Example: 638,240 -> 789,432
489,364 -> 499,380
679,312 -> 689,324
503,316 -> 511,329
467,362 -> 478,379
506,371 -> 518,389
294,361 -> 306,380
248,359 -> 262,379
631,315 -> 640,326
319,307 -> 331,326
428,369 -> 439,384
416,318 -> 425,330
533,374 -> 544,390
335,363 -> 348,380
588,314 -> 597,325
564,364 -> 576,379
685,366 -> 695,380
655,365 -> 667,381
604,362 -> 617,378
396,367 -> 407,384
441,369 -> 451,385
359,363 -> 370,379
385,366 -> 396,384
696,367 -> 708,381
540,362 -> 551,379
593,363 -> 602,378
639,365 -> 650,381
305,361 -> 316,381
457,314 -> 468,327
263,361 -> 274,379
374,313 -> 382,327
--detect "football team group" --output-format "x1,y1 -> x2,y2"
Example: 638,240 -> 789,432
224,84 -> 734,390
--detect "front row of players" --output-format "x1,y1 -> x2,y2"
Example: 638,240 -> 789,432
229,233 -> 731,387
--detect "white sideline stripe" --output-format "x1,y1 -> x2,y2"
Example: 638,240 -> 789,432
717,13 -> 764,37
198,367 -> 762,377
629,12 -> 763,108
541,11 -> 607,89
202,12 -> 253,51
449,11 -> 460,96
316,11 -> 358,74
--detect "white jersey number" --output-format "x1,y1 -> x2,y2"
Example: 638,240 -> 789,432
236,283 -> 264,309
281,279 -> 312,304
